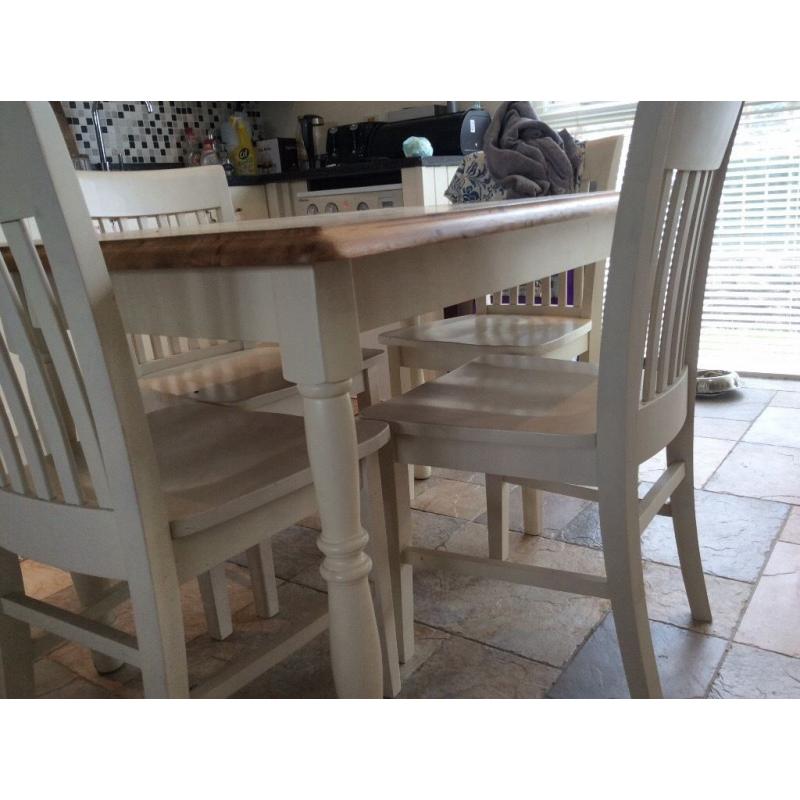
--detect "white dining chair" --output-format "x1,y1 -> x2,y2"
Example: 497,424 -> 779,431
364,101 -> 743,698
380,135 -> 623,537
76,167 -> 386,648
76,167 -> 386,414
0,102 -> 400,698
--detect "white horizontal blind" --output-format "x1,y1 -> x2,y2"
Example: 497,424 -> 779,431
534,101 -> 800,376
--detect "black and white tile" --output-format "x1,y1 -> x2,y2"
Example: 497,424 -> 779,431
61,101 -> 262,167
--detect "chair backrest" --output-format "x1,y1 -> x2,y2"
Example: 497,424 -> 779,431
598,102 -> 742,466
77,167 -> 238,372
480,134 -> 624,319
0,102 -> 169,580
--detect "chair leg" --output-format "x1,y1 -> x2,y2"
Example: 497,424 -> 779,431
0,549 -> 34,698
486,475 -> 510,560
129,572 -> 190,698
361,453 -> 401,697
521,486 -> 544,536
197,566 -> 233,641
246,541 -> 280,618
378,443 -> 415,664
408,366 -> 432,481
70,572 -> 124,673
667,435 -> 712,623
598,477 -> 663,699
356,360 -> 387,413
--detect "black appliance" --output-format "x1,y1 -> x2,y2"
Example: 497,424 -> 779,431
366,109 -> 492,159
326,122 -> 382,164
298,114 -> 325,168
324,109 -> 492,165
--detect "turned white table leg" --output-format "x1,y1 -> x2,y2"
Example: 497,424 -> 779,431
299,379 -> 383,699
275,260 -> 384,699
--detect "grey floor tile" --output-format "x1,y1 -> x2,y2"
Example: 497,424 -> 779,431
33,658 -> 81,698
412,477 -> 487,520
233,622 -> 446,699
709,643 -> 800,699
291,510 -> 465,592
409,509 -> 467,549
770,391 -> 800,409
21,560 -> 73,599
430,467 -> 486,485
638,437 -> 735,488
399,634 -> 559,699
781,507 -> 800,544
693,416 -> 751,441
743,406 -> 800,449
233,630 -> 336,698
694,388 -> 775,422
269,524 -> 322,581
642,490 -> 788,582
548,615 -> 727,698
559,489 -> 787,583
643,561 -> 752,639
412,523 -> 609,667
742,377 -> 800,392
735,541 -> 800,657
39,677 -> 121,699
705,442 -> 800,504
473,486 -> 588,534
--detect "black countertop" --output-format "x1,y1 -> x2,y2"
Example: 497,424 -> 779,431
88,156 -> 466,189
227,156 -> 465,187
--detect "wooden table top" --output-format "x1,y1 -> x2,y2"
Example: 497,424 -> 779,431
97,192 -> 618,269
2,192 -> 618,271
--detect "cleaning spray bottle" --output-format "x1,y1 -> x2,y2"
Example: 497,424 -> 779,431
228,115 -> 257,176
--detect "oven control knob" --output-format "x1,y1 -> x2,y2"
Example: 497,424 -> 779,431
357,201 -> 369,211
306,203 -> 319,215
324,202 -> 339,213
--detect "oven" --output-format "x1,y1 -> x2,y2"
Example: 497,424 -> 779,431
295,183 -> 403,215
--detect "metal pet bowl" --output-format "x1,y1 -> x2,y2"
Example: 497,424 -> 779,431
696,369 -> 740,397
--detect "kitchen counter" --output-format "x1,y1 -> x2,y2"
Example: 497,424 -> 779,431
86,155 -> 467,189
227,156 -> 466,187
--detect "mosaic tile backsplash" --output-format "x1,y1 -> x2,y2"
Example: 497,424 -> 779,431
60,101 -> 263,167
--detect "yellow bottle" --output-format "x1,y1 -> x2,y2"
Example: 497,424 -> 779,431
229,116 -> 257,176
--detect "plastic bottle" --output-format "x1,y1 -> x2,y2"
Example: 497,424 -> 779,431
201,131 -> 220,166
183,126 -> 201,167
229,116 -> 257,176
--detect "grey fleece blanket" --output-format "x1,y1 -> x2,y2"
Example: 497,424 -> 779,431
483,101 -> 582,198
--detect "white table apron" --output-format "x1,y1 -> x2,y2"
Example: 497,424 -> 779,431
109,209 -> 615,698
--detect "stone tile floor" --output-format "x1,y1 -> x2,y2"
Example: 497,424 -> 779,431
19,376 -> 800,699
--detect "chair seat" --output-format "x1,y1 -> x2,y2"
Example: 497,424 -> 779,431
361,354 -> 599,450
138,345 -> 294,406
139,345 -> 385,407
380,313 -> 592,357
146,402 -> 390,538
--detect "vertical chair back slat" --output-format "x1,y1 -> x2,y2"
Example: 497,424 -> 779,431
3,221 -> 111,507
674,171 -> 714,380
481,135 -> 623,319
0,102 -> 171,564
642,171 -> 684,402
0,327 -> 53,498
655,170 -> 703,394
77,167 -> 237,372
598,102 -> 743,460
0,242 -> 83,504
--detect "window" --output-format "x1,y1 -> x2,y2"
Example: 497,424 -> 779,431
534,101 -> 800,377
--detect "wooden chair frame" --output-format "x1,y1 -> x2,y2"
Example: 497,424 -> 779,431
381,136 -> 623,528
0,103 -> 399,698
367,102 -> 743,698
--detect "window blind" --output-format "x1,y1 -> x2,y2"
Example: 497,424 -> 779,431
534,101 -> 800,376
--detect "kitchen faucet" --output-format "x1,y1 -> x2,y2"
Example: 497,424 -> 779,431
91,101 -> 154,171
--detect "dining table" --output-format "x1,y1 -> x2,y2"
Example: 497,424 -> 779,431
96,191 -> 619,698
